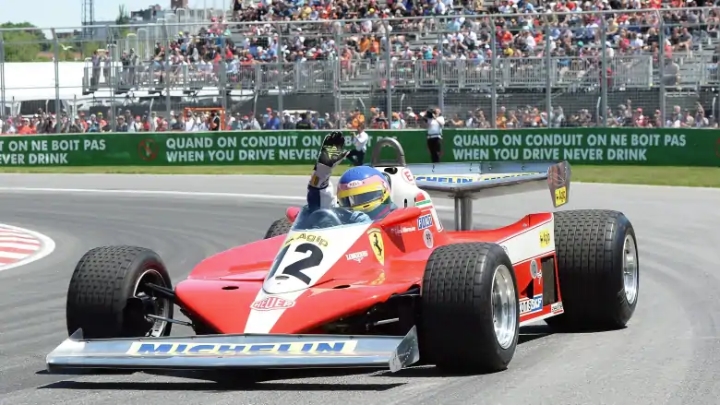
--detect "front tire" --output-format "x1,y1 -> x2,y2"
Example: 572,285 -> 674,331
264,217 -> 292,239
66,246 -> 173,339
420,243 -> 519,373
546,210 -> 639,331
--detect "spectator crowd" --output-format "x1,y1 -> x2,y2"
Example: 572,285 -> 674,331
108,0 -> 720,90
1,100 -> 716,135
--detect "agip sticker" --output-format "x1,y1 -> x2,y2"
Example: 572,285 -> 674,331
285,233 -> 330,247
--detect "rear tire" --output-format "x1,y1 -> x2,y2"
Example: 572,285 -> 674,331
546,210 -> 639,331
66,246 -> 173,339
264,217 -> 292,239
420,243 -> 519,373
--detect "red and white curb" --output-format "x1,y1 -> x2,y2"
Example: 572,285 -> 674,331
0,223 -> 55,272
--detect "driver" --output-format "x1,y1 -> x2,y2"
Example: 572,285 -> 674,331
306,131 -> 396,223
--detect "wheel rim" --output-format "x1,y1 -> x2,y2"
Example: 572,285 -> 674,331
623,234 -> 639,305
491,265 -> 517,350
133,269 -> 171,337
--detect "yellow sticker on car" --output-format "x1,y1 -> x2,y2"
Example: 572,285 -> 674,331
554,186 -> 567,206
540,229 -> 550,248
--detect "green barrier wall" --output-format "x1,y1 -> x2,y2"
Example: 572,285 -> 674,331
0,128 -> 717,167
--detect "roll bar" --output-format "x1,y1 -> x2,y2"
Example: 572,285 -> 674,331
370,137 -> 406,167
369,138 -> 571,231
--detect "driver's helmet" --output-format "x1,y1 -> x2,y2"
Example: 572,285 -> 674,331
337,166 -> 391,213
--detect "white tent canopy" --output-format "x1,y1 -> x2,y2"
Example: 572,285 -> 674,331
1,62 -> 87,102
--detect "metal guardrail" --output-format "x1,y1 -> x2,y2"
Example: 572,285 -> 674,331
80,56 -> 658,93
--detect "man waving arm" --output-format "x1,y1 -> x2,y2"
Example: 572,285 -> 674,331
307,131 -> 349,212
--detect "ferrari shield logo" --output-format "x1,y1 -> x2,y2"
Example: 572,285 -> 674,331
367,228 -> 385,265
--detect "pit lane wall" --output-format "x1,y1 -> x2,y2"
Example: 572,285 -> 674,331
0,128 -> 717,167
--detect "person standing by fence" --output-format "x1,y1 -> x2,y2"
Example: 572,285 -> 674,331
210,111 -> 221,131
425,109 -> 443,163
346,123 -> 369,166
295,113 -> 312,130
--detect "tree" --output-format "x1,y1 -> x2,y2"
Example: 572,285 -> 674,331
0,22 -> 49,62
116,5 -> 131,25
80,41 -> 106,59
115,6 -> 132,40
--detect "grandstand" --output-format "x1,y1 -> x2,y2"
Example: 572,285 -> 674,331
4,2 -> 720,133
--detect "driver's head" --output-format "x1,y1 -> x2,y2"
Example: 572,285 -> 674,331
337,166 -> 390,213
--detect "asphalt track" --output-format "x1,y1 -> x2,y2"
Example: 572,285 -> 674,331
0,174 -> 719,405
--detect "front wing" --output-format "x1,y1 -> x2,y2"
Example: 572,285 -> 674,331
46,326 -> 420,374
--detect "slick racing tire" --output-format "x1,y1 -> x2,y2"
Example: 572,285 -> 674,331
420,242 -> 519,373
546,210 -> 639,331
66,246 -> 174,339
264,217 -> 293,239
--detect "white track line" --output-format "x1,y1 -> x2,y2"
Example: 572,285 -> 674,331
0,251 -> 31,259
0,223 -> 55,272
0,187 -> 305,201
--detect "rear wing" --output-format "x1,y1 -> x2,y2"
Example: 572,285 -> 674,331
370,138 -> 571,231
45,327 -> 419,374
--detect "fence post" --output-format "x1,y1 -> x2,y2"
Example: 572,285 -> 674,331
51,28 -> 62,133
0,31 -> 4,123
437,29 -> 444,113
107,25 -> 117,132
333,29 -> 342,126
276,23 -> 284,114
385,32 -> 392,120
219,35 -> 228,117
600,18 -> 608,127
659,18 -> 666,127
333,58 -> 341,128
162,22 -> 171,124
490,23 -> 497,129
544,22 -> 552,127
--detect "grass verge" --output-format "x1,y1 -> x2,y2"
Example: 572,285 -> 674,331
0,165 -> 718,188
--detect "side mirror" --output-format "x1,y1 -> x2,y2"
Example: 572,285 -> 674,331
286,206 -> 301,223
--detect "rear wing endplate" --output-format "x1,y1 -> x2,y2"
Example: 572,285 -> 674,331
370,138 -> 571,231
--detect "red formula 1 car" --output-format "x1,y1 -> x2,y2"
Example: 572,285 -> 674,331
46,139 -> 640,376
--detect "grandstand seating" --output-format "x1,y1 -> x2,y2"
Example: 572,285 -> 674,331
76,2 -> 720,129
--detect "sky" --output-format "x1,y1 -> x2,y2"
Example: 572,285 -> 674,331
0,0 -> 230,30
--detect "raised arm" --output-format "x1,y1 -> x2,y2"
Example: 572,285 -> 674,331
307,131 -> 349,211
